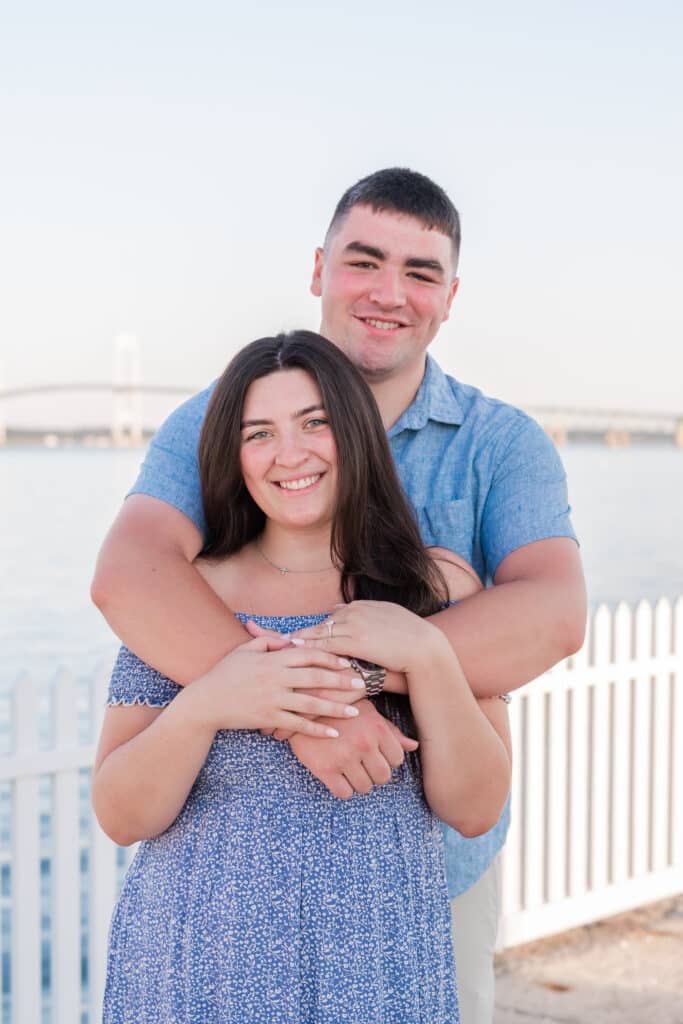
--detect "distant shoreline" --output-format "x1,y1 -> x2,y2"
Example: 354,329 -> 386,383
1,429 -> 681,451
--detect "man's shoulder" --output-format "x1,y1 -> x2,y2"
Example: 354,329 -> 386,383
153,382 -> 217,448
437,365 -> 535,440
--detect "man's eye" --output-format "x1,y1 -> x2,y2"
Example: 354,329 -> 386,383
408,272 -> 435,283
348,261 -> 376,270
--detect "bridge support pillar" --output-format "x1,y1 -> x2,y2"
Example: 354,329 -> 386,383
605,429 -> 631,448
547,426 -> 568,447
112,334 -> 143,447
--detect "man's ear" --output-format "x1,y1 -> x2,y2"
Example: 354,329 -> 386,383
442,277 -> 460,323
310,246 -> 324,297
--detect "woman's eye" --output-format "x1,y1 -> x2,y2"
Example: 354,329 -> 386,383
305,418 -> 328,429
244,430 -> 270,441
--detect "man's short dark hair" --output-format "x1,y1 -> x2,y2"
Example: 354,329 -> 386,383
325,167 -> 461,267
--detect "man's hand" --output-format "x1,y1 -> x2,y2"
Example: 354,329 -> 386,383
289,699 -> 418,800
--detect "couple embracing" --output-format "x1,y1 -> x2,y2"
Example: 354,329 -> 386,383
92,167 -> 585,1023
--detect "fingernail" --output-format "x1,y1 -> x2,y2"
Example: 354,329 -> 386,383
289,638 -> 305,647
351,677 -> 365,689
344,706 -> 359,716
325,727 -> 339,738
338,657 -> 352,667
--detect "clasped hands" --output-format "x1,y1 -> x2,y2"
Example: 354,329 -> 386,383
244,601 -> 442,800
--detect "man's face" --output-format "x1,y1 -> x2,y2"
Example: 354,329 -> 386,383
311,204 -> 459,384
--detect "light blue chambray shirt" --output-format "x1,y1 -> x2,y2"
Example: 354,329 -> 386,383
129,355 -> 577,897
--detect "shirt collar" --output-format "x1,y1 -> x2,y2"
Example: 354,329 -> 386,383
388,356 -> 464,437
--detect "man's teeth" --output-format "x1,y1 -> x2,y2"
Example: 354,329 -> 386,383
278,475 -> 321,491
365,319 -> 401,330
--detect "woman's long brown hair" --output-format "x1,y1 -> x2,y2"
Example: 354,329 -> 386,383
198,331 -> 447,618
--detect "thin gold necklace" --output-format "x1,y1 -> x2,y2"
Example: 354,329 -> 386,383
256,542 -> 336,576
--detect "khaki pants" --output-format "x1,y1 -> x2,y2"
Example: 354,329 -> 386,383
450,857 -> 501,1024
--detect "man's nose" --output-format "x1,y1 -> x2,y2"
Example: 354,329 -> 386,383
369,269 -> 406,307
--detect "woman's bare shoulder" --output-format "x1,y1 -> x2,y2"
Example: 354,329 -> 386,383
194,547 -> 252,608
427,546 -> 483,601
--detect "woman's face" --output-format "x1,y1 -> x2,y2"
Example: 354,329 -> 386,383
239,368 -> 338,530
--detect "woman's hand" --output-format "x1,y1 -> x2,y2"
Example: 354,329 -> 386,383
290,600 -> 444,675
191,634 -> 365,740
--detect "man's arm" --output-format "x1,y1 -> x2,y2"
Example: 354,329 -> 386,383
91,495 -> 249,683
92,494 -> 411,793
426,536 -> 586,698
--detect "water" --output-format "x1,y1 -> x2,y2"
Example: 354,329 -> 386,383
1,443 -> 682,687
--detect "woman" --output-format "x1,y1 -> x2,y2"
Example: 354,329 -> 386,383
93,331 -> 511,1024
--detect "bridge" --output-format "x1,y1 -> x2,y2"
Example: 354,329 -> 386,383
0,335 -> 198,447
526,405 -> 683,448
0,336 -> 681,448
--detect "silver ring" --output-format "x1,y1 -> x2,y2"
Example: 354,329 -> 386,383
326,618 -> 335,640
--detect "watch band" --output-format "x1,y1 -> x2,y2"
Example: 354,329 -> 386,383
349,658 -> 386,698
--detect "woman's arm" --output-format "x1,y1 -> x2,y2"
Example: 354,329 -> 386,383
406,553 -> 511,835
92,638 -> 364,845
92,692 -> 217,846
406,622 -> 511,836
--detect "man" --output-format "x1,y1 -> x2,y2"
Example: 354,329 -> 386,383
92,168 -> 586,1023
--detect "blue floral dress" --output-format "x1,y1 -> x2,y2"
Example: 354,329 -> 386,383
102,613 -> 459,1024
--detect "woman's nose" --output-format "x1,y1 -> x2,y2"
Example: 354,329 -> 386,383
274,436 -> 308,467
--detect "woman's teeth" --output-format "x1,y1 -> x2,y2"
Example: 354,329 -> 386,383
277,475 -> 321,490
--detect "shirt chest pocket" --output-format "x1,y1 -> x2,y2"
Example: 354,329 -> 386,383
414,499 -> 475,563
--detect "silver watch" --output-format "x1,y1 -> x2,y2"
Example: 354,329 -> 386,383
349,658 -> 386,698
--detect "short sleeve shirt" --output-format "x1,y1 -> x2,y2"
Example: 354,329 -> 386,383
129,355 -> 577,897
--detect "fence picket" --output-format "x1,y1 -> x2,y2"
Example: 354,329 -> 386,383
611,602 -> 632,884
632,601 -> 653,876
500,695 -> 523,924
522,689 -> 545,909
589,605 -> 611,891
13,674 -> 42,1024
568,627 -> 590,899
652,600 -> 672,872
672,597 -> 683,866
547,678 -> 568,903
52,670 -> 81,1024
89,669 -> 119,1021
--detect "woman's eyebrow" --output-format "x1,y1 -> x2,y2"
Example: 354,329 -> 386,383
240,405 -> 325,428
293,404 -> 325,419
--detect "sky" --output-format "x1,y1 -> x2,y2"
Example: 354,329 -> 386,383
1,0 -> 682,428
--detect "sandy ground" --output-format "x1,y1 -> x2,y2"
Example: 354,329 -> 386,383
494,894 -> 683,1024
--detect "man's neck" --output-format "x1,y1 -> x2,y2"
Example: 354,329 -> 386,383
366,359 -> 427,430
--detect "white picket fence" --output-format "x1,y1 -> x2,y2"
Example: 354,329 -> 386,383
0,597 -> 681,1022
498,596 -> 683,947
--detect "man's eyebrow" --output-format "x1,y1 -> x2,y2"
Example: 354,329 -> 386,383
344,241 -> 386,261
344,241 -> 445,276
240,405 -> 325,428
405,257 -> 445,275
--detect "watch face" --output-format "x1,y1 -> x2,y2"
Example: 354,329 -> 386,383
354,658 -> 378,672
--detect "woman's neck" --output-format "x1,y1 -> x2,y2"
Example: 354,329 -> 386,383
257,522 -> 336,574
